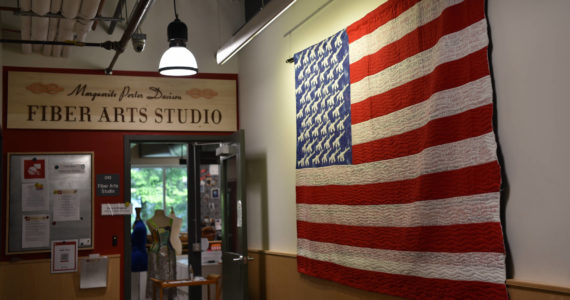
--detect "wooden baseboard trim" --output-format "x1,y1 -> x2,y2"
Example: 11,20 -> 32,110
248,249 -> 296,258
247,251 -> 570,296
0,253 -> 121,265
248,249 -> 264,254
263,250 -> 296,258
507,279 -> 570,295
248,250 -> 570,297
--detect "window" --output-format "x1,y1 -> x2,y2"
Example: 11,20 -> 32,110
130,166 -> 188,232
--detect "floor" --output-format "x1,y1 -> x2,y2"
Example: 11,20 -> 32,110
131,254 -> 222,300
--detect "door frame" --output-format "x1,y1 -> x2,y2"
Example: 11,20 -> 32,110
123,133 -> 235,300
218,131 -> 249,300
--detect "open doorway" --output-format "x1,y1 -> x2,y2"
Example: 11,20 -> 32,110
124,133 -> 248,300
125,137 -> 221,300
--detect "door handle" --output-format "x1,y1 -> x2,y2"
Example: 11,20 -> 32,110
232,255 -> 255,265
232,255 -> 254,262
226,252 -> 254,264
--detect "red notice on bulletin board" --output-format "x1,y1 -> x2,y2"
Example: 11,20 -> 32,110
51,240 -> 78,273
23,159 -> 45,179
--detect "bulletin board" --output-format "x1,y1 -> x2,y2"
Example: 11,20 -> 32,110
6,152 -> 94,254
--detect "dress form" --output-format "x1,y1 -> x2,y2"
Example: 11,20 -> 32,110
146,208 -> 177,299
146,209 -> 172,231
168,207 -> 183,255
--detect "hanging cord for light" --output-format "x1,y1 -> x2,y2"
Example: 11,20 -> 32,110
173,0 -> 179,19
158,0 -> 198,76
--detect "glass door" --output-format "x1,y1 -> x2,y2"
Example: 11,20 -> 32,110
219,131 -> 250,300
188,142 -> 224,300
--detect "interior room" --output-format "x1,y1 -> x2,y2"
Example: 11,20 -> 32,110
1,0 -> 569,299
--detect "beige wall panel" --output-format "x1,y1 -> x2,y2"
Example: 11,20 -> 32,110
249,250 -> 405,300
248,251 -> 570,300
0,254 -> 120,300
507,280 -> 570,300
508,288 -> 570,300
248,251 -> 262,300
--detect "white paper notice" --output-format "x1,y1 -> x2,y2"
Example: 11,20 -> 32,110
101,203 -> 132,216
237,200 -> 242,228
53,189 -> 80,221
22,214 -> 50,248
53,163 -> 86,174
209,164 -> 219,175
51,240 -> 78,273
21,182 -> 48,211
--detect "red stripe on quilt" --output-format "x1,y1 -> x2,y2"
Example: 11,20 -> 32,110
351,47 -> 490,125
349,0 -> 484,84
353,104 -> 494,163
297,256 -> 509,300
346,0 -> 421,43
296,162 -> 501,205
297,220 -> 506,253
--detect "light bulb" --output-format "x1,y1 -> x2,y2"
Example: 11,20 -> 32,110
159,46 -> 198,76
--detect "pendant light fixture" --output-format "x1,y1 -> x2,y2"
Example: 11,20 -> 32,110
159,0 -> 198,76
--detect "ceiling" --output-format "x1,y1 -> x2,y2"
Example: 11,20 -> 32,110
1,0 -> 124,57
0,0 -> 288,72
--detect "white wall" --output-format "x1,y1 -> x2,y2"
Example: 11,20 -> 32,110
239,0 -> 384,254
488,0 -> 570,287
239,0 -> 570,287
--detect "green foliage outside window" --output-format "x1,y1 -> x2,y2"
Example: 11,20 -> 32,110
131,167 -> 188,232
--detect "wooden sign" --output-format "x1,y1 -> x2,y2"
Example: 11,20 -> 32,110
6,71 -> 237,132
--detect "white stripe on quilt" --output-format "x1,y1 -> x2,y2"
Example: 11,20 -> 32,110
296,132 -> 498,186
297,239 -> 506,284
297,192 -> 500,227
350,19 -> 488,104
349,0 -> 463,64
352,76 -> 492,146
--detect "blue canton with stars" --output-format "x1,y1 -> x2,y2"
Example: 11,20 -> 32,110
294,29 -> 352,169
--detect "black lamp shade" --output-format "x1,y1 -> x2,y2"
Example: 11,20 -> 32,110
167,18 -> 188,46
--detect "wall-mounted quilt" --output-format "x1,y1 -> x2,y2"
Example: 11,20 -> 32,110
294,0 -> 507,299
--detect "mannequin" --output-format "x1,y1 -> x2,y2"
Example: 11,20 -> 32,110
146,209 -> 177,299
168,207 -> 183,256
146,209 -> 171,230
131,207 -> 148,272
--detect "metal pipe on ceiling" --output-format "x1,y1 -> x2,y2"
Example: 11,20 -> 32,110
106,0 -> 125,34
91,0 -> 107,31
105,0 -> 155,75
1,0 -> 154,74
0,38 -> 118,50
12,10 -> 123,22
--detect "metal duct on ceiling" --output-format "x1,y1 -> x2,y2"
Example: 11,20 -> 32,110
18,0 -> 103,57
3,0 -> 155,74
